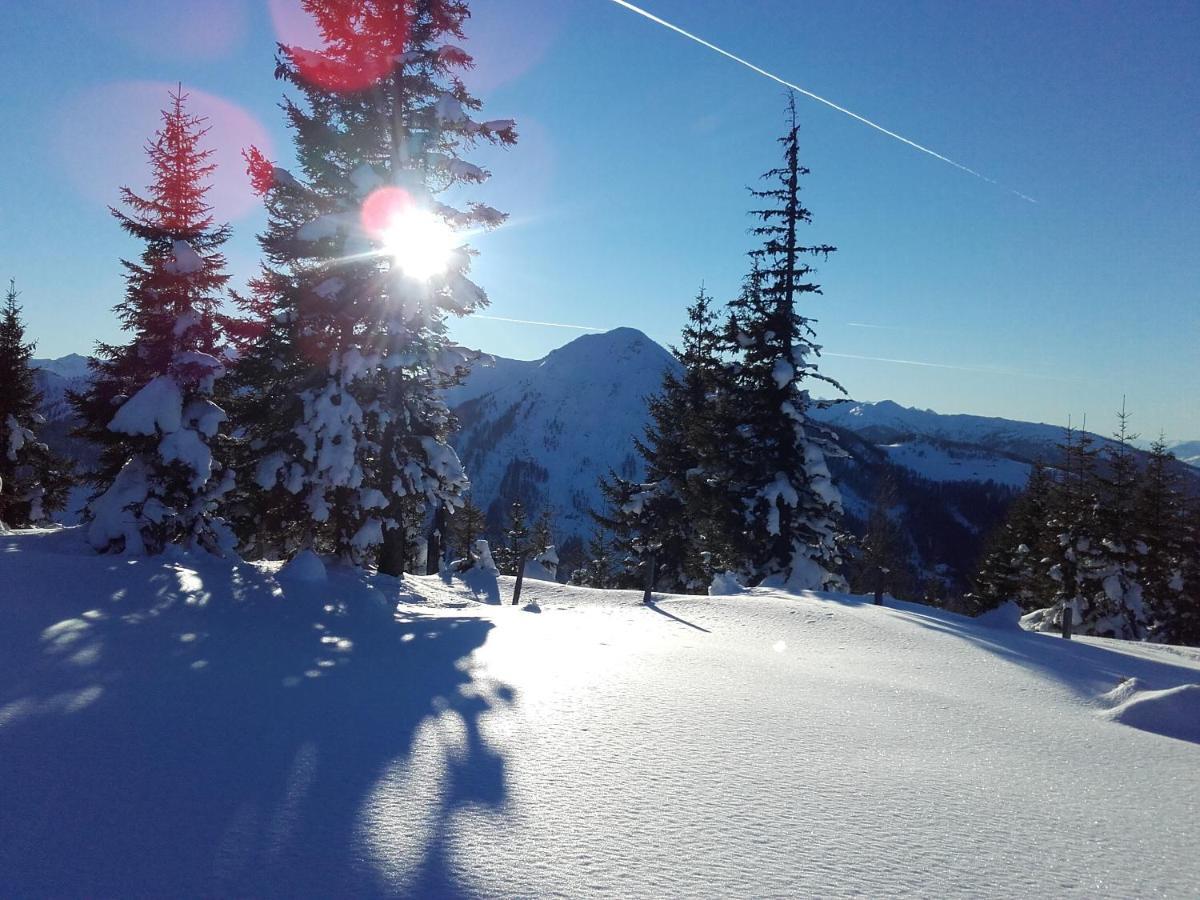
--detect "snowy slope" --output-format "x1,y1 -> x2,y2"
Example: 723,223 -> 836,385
879,440 -> 1032,488
2,527 -> 1198,897
449,327 -> 676,536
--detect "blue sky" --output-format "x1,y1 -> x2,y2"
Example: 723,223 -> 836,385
2,1 -> 1197,438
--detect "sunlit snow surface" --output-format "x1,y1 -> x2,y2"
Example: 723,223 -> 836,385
2,527 -> 1198,898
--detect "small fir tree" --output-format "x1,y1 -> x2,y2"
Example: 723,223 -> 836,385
70,88 -> 234,555
0,280 -> 71,526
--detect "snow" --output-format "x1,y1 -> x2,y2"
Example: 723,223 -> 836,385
1,526 -> 1199,896
107,375 -> 183,436
278,548 -> 326,583
879,440 -> 1032,487
163,239 -> 204,275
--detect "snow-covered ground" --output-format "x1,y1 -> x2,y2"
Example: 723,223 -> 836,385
2,527 -> 1198,897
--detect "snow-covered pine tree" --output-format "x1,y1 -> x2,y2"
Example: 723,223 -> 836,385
571,525 -> 616,588
70,88 -> 234,555
1040,423 -> 1146,639
494,499 -> 532,576
0,280 -> 71,527
230,0 -> 514,570
1094,404 -> 1149,635
1134,438 -> 1196,643
966,462 -> 1055,614
450,493 -> 485,562
721,95 -> 846,591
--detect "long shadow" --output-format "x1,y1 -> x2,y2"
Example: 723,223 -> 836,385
0,541 -> 512,897
645,599 -> 711,633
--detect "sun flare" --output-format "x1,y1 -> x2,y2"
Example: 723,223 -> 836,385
379,206 -> 458,281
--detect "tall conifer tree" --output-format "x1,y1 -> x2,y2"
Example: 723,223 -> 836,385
71,89 -> 233,555
721,95 -> 846,591
231,0 -> 515,569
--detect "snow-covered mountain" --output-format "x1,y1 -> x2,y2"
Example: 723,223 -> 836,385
448,327 -> 676,539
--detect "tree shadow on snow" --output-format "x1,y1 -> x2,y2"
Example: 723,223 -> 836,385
0,541 -> 513,897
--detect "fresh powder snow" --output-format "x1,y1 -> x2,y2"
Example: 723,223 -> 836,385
1,526 -> 1198,897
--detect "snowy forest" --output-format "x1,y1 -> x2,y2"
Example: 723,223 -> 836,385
2,1 -> 1199,896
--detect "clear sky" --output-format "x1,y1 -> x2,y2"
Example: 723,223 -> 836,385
2,1 -> 1197,439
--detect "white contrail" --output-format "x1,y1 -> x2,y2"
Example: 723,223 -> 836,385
825,351 -> 1071,381
475,314 -> 605,332
607,0 -> 1036,204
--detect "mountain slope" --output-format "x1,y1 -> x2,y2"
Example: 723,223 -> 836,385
449,328 -> 677,538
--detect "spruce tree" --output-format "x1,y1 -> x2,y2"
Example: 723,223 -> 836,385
1042,423 -> 1146,639
0,280 -> 71,526
967,462 -> 1054,614
596,287 -> 735,592
850,476 -> 909,605
1134,438 -> 1196,643
230,0 -> 515,569
721,95 -> 846,591
70,88 -> 234,555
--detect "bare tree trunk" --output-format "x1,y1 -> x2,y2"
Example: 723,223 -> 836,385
427,505 -> 447,575
1061,601 -> 1073,640
643,552 -> 657,604
511,554 -> 527,605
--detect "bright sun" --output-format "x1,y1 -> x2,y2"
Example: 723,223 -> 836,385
380,206 -> 458,281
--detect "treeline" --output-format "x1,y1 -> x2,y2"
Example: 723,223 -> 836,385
969,415 -> 1199,644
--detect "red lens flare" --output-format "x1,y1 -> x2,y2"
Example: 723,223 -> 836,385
52,82 -> 274,223
361,186 -> 414,239
268,0 -> 410,93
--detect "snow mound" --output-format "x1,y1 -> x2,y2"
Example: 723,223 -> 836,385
975,599 -> 1023,630
708,570 -> 745,595
278,549 -> 327,582
1101,680 -> 1200,744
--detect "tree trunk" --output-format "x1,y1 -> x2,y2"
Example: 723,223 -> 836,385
427,505 -> 447,575
1061,601 -> 1073,640
378,524 -> 406,577
511,554 -> 527,605
643,552 -> 657,604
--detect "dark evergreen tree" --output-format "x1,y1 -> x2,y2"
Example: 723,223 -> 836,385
848,477 -> 909,604
70,88 -> 234,555
229,0 -> 515,568
450,494 -> 486,561
596,287 -> 737,592
495,499 -> 533,576
0,280 -> 71,526
571,525 -> 616,588
1134,438 -> 1196,643
966,462 -> 1054,614
720,95 -> 846,590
